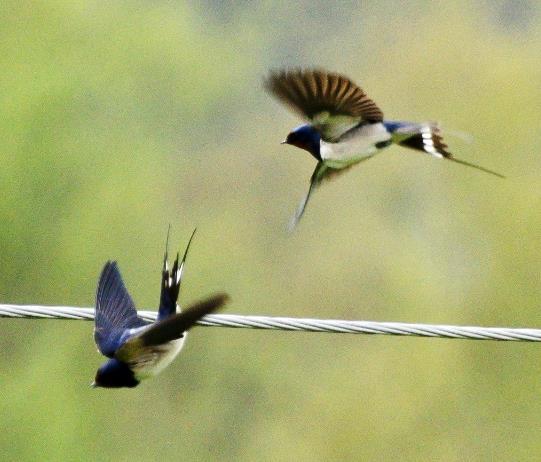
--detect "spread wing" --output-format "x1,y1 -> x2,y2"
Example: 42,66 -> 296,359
115,293 -> 229,363
265,68 -> 384,142
158,228 -> 197,321
94,261 -> 149,358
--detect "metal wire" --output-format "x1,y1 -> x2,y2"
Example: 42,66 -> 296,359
1,303 -> 540,342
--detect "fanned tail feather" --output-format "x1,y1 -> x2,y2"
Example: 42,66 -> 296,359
385,121 -> 504,178
158,228 -> 197,320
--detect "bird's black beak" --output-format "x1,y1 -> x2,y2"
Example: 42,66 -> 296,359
280,140 -> 287,145
90,381 -> 97,388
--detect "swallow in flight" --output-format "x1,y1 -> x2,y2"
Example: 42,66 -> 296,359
92,229 -> 229,388
265,68 -> 504,228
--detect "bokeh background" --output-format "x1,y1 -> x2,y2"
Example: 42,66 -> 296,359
1,1 -> 540,460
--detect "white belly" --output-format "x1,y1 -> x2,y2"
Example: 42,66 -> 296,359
132,335 -> 187,380
320,123 -> 390,164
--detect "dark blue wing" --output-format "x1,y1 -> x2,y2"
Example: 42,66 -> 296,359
158,228 -> 196,321
94,261 -> 149,358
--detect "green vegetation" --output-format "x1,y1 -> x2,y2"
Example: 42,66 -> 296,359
0,1 -> 540,460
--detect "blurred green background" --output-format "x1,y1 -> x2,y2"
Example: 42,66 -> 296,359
1,0 -> 540,460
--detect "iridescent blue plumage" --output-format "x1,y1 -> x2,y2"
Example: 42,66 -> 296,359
91,230 -> 229,389
94,261 -> 149,358
284,125 -> 321,160
265,68 -> 504,228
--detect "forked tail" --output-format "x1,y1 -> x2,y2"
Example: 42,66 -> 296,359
384,121 -> 504,178
158,227 -> 197,320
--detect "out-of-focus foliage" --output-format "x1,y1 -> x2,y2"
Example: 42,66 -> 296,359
1,1 -> 540,460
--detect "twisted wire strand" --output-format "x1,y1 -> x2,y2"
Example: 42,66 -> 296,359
1,303 -> 540,342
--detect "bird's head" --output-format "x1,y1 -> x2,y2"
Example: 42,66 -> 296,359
91,358 -> 139,389
282,124 -> 321,160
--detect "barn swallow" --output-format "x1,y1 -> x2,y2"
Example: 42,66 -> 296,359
265,68 -> 504,228
91,229 -> 229,388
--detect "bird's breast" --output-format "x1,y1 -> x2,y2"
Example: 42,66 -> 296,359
131,336 -> 187,381
320,123 -> 391,163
